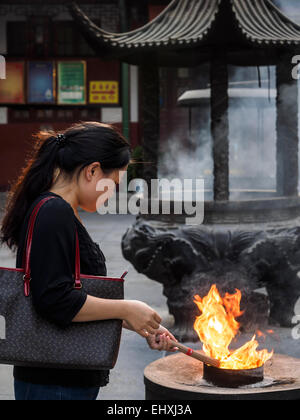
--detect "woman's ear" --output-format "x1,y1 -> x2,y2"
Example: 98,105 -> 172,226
86,162 -> 101,181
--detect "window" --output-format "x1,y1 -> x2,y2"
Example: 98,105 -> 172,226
53,21 -> 98,57
27,17 -> 53,58
7,19 -> 98,58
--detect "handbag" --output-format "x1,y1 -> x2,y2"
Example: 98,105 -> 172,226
0,196 -> 127,370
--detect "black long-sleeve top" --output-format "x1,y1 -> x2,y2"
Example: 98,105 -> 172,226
13,191 -> 110,387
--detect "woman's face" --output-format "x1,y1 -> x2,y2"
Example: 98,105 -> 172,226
78,162 -> 128,212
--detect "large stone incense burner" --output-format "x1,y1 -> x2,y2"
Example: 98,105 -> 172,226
71,0 -> 300,342
122,198 -> 300,341
144,284 -> 300,400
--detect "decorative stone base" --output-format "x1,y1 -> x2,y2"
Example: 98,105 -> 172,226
122,204 -> 300,342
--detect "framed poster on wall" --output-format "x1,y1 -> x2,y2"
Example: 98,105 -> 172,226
0,61 -> 24,104
89,81 -> 119,104
57,61 -> 86,105
27,61 -> 55,104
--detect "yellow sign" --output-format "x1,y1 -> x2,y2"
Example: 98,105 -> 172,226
89,81 -> 119,104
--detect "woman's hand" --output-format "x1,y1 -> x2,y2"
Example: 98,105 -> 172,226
146,325 -> 178,352
123,300 -> 162,338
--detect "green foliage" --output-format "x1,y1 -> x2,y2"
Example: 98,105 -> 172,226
127,145 -> 144,186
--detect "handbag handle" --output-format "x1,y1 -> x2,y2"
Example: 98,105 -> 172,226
23,196 -> 82,297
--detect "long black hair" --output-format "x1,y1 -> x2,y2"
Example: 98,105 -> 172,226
1,121 -> 132,251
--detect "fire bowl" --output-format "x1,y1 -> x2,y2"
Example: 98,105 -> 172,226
144,353 -> 300,400
203,364 -> 264,388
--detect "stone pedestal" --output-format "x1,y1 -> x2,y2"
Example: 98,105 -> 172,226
122,198 -> 300,342
144,354 -> 300,400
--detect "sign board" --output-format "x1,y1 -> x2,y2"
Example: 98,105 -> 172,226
0,61 -> 24,104
89,81 -> 119,104
57,61 -> 86,105
28,61 -> 55,104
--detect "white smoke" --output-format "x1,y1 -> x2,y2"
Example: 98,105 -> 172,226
272,0 -> 300,24
158,65 -> 282,200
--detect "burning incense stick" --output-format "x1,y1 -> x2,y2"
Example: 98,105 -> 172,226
169,339 -> 220,368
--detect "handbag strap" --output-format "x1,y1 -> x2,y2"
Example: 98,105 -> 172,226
23,196 -> 82,297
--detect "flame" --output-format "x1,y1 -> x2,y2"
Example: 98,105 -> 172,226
194,285 -> 273,370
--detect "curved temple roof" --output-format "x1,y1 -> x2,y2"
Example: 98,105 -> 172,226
69,0 -> 300,65
232,0 -> 300,45
70,0 -> 221,49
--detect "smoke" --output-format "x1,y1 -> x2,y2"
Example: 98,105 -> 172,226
158,127 -> 213,180
228,66 -> 277,198
158,65 -> 281,200
272,0 -> 300,24
158,127 -> 213,200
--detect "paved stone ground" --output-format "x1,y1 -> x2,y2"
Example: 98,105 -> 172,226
0,193 -> 300,400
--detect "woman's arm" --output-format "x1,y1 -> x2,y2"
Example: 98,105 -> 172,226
73,297 -> 177,352
72,294 -> 162,338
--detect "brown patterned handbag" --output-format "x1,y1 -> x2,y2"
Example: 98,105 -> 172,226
0,196 -> 126,370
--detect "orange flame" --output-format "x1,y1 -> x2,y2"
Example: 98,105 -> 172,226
193,285 -> 273,370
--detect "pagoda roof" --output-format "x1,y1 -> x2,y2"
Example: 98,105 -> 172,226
69,0 -> 300,66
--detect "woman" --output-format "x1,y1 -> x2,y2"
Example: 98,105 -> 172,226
0,121 -> 177,400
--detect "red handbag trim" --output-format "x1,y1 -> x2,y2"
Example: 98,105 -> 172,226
0,267 -> 24,273
80,273 -> 125,282
0,266 -> 125,282
74,230 -> 81,289
23,197 -> 51,296
21,196 -> 125,296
